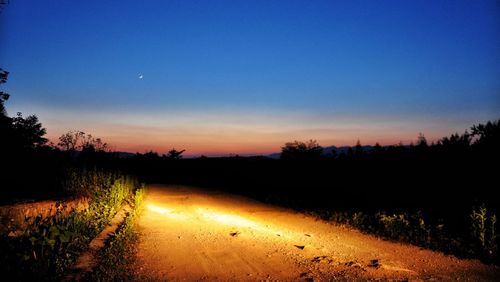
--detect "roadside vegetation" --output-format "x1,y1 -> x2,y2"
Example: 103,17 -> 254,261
86,187 -> 145,281
0,170 -> 141,280
1,68 -> 145,280
310,204 -> 498,263
280,121 -> 499,263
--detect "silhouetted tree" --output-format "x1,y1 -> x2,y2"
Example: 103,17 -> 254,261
372,142 -> 383,155
417,133 -> 428,148
354,140 -> 364,157
142,150 -> 160,159
280,140 -> 323,160
0,69 -> 47,151
166,148 -> 185,159
0,68 -> 12,149
11,112 -> 47,149
0,68 -> 9,117
58,131 -> 108,152
58,131 -> 85,151
471,120 -> 500,148
438,132 -> 471,149
0,69 -> 63,201
81,134 -> 108,152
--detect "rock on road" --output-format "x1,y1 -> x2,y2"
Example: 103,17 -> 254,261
133,185 -> 499,281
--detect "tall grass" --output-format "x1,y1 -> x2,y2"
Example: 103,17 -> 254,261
87,186 -> 146,281
470,204 -> 497,258
313,205 -> 498,263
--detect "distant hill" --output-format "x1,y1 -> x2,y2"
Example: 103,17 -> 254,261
112,151 -> 136,158
268,145 -> 378,159
323,145 -> 375,155
113,146 -> 389,160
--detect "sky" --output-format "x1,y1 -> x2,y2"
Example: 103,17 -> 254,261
1,0 -> 499,156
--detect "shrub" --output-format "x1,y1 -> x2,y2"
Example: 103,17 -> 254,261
470,204 -> 497,258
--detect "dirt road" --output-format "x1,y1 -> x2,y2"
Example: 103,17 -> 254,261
134,185 -> 499,281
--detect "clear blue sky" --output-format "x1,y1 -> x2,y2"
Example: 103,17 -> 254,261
1,0 -> 499,155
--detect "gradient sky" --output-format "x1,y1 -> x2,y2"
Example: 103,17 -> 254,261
1,0 -> 499,156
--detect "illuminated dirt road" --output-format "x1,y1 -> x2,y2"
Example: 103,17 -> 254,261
134,185 -> 499,281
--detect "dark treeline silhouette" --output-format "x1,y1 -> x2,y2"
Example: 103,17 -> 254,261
0,69 -> 116,201
1,68 -> 61,201
119,122 -> 499,216
1,68 -> 499,260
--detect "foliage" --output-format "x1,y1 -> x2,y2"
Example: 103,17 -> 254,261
58,130 -> 108,152
58,131 -> 85,151
11,112 -> 48,149
84,174 -> 137,232
0,68 -> 8,84
0,170 -> 141,280
0,68 -> 47,150
311,204 -> 498,263
375,211 -> 430,245
1,68 -> 58,201
166,148 -> 185,159
87,187 -> 145,281
416,133 -> 428,147
0,68 -> 9,116
470,204 -> 497,258
471,120 -> 500,148
438,132 -> 471,148
354,140 -> 363,156
280,139 -> 323,160
319,210 -> 430,245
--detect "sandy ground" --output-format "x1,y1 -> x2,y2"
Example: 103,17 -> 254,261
134,185 -> 500,281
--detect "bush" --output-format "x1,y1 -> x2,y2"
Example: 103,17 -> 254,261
0,169 -> 141,280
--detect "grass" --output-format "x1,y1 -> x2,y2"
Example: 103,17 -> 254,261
470,204 -> 497,258
86,187 -> 145,281
0,169 -> 141,280
310,205 -> 498,263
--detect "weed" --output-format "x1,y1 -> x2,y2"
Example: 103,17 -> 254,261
87,187 -> 145,281
470,204 -> 497,258
314,205 -> 498,263
0,169 -> 141,280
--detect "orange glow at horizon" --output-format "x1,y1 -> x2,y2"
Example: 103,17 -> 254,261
46,132 -> 423,156
39,109 -> 472,156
